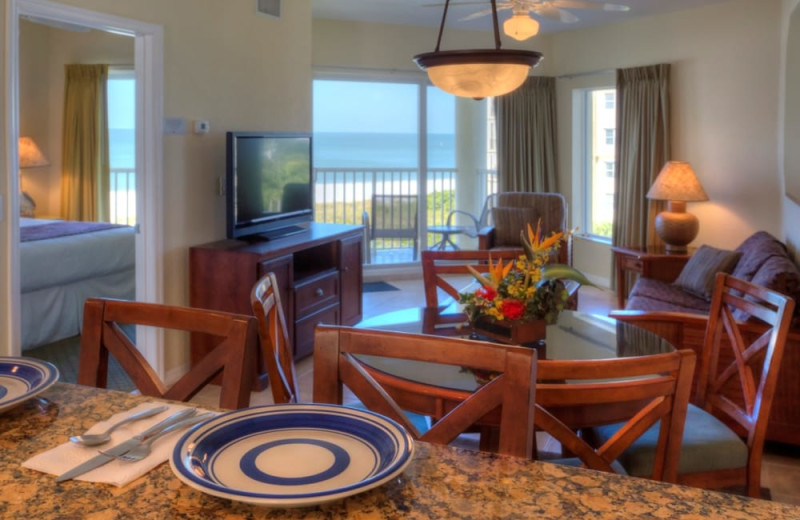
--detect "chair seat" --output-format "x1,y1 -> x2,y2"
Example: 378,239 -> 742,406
592,404 -> 748,477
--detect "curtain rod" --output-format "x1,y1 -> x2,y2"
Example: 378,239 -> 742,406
556,68 -> 614,80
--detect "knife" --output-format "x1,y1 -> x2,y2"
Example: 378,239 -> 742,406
55,408 -> 197,483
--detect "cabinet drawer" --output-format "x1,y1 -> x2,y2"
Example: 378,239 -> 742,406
294,303 -> 340,360
295,270 -> 340,317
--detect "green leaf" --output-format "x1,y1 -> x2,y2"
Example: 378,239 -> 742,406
541,264 -> 596,287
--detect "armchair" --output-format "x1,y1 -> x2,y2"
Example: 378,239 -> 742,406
479,192 -> 571,265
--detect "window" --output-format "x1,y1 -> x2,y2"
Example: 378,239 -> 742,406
312,73 -> 494,263
573,88 -> 616,239
107,68 -> 136,226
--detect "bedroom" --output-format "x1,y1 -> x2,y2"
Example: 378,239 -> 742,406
17,18 -> 137,358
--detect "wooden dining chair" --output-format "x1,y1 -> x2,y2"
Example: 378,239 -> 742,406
250,272 -> 300,404
535,350 -> 695,482
595,273 -> 795,497
313,325 -> 537,458
77,297 -> 257,409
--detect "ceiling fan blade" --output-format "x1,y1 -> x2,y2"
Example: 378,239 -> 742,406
550,0 -> 630,11
459,7 -> 496,21
535,3 -> 580,23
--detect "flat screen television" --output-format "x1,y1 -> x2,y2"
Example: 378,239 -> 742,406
226,131 -> 313,241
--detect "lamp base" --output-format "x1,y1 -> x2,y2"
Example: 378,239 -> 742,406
654,201 -> 698,254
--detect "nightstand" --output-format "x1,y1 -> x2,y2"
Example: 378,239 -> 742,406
611,245 -> 695,309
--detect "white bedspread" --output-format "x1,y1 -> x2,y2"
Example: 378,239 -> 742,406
20,218 -> 136,350
20,218 -> 135,293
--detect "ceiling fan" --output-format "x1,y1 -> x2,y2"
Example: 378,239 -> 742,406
430,0 -> 631,41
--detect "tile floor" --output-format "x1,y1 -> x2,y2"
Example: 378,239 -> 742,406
191,278 -> 800,506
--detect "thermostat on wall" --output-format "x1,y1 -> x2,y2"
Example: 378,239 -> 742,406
194,120 -> 210,134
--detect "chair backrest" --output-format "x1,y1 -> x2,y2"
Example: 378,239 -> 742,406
446,193 -> 499,236
251,272 -> 300,404
420,249 -> 522,309
536,350 -> 696,482
369,194 -> 418,242
696,273 -> 795,477
78,298 -> 257,409
313,325 -> 537,458
481,191 -> 570,264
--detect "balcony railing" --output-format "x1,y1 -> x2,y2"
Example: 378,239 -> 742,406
313,167 -> 496,263
110,167 -> 136,226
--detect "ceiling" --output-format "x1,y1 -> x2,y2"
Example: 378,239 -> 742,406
311,0 -> 738,34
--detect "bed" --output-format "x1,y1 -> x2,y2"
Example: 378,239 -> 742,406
20,217 -> 136,351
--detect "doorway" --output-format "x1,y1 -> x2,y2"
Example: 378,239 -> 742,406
5,0 -> 165,376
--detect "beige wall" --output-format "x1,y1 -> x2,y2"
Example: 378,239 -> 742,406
2,0 -> 312,369
19,20 -> 134,218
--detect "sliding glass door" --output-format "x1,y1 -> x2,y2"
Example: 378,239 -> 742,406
313,73 -> 493,265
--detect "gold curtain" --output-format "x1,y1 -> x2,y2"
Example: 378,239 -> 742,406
495,76 -> 558,192
611,64 -> 671,289
61,64 -> 110,222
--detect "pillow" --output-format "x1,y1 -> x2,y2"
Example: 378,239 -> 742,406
491,207 -> 542,246
672,245 -> 743,300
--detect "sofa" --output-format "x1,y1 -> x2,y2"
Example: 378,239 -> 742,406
611,231 -> 800,445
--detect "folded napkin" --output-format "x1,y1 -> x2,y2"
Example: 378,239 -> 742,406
23,402 -> 209,487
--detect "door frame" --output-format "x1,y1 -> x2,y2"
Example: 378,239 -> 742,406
4,0 -> 165,376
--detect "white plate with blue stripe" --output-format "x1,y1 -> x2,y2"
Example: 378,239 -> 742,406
0,357 -> 59,413
170,404 -> 415,507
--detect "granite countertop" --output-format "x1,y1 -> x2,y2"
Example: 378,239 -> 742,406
1,383 -> 798,519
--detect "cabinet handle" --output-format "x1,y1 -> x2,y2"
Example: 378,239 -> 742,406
315,288 -> 324,297
343,266 -> 350,272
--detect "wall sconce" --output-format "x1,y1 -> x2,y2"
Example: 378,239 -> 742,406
18,136 -> 50,217
646,161 -> 709,253
413,0 -> 543,99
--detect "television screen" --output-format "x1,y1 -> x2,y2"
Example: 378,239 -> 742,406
226,132 -> 313,240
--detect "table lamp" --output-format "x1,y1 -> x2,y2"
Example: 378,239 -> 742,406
646,161 -> 709,253
18,136 -> 50,217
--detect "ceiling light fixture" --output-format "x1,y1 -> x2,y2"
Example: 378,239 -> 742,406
413,0 -> 543,100
503,9 -> 539,41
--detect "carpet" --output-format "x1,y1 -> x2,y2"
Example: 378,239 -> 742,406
363,281 -> 400,293
25,335 -> 135,392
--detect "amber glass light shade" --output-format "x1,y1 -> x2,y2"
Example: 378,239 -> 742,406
503,13 -> 539,41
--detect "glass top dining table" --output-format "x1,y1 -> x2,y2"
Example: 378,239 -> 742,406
355,306 -> 676,392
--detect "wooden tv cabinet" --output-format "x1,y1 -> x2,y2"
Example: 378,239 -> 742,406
189,223 -> 363,389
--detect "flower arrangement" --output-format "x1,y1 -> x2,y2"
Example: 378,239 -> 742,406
458,221 -> 592,326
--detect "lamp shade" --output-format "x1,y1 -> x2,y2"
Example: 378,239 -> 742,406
18,137 -> 50,168
646,161 -> 708,202
414,49 -> 542,99
503,13 -> 539,41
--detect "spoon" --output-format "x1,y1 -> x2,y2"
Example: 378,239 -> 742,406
69,405 -> 169,446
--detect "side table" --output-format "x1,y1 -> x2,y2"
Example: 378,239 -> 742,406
611,245 -> 694,309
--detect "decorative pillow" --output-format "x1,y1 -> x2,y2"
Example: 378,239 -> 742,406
672,245 -> 743,300
491,207 -> 542,246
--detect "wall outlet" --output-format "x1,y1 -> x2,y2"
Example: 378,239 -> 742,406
194,120 -> 210,134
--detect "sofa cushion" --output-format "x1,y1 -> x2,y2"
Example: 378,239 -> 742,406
672,245 -> 742,300
627,294 -> 709,315
629,278 -> 710,312
732,231 -> 789,282
733,254 -> 800,323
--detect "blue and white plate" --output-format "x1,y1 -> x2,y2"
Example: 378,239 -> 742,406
170,404 -> 415,507
0,357 -> 59,413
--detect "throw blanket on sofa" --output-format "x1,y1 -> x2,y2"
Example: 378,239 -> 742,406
21,221 -> 126,242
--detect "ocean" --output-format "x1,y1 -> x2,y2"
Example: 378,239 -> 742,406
313,132 -> 455,169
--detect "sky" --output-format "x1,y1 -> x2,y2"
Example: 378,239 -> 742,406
107,78 -> 135,129
313,80 -> 455,135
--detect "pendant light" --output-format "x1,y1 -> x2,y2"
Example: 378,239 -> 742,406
413,0 -> 543,99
